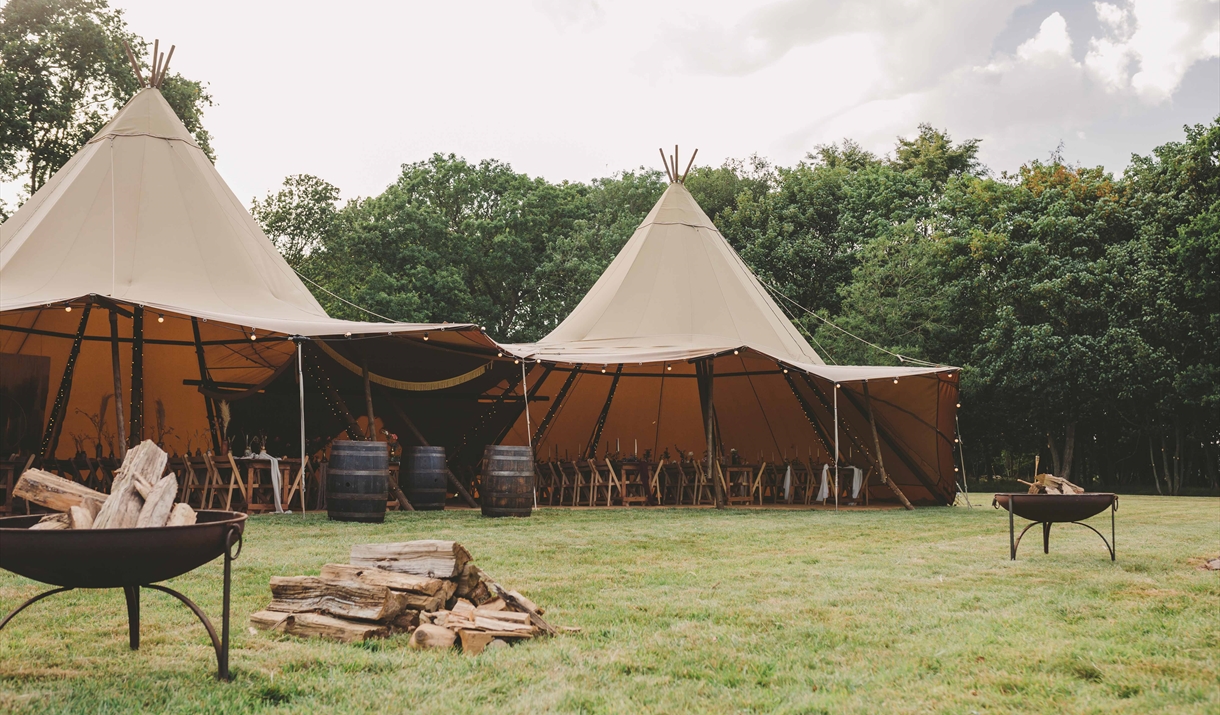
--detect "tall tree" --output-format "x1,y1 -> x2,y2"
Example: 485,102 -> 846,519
0,0 -> 213,205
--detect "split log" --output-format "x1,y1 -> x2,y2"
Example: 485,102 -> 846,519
451,599 -> 475,616
250,610 -> 387,643
349,540 -> 471,578
319,563 -> 446,596
507,589 -> 543,615
92,475 -> 143,529
480,570 -> 556,636
398,592 -> 446,612
408,623 -> 456,649
119,440 -> 169,498
473,616 -> 534,633
473,607 -> 528,622
68,505 -> 94,530
136,474 -> 178,528
30,513 -> 70,530
457,629 -> 495,655
390,609 -> 421,632
267,576 -> 407,622
166,502 -> 197,526
13,469 -> 106,514
475,597 -> 506,613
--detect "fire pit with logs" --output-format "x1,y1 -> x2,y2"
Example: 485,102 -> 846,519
993,472 -> 1117,561
0,441 -> 247,680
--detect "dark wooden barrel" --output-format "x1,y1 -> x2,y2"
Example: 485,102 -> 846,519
403,446 -> 447,511
481,445 -> 534,518
327,440 -> 388,523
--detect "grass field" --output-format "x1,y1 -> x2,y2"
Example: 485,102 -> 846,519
0,495 -> 1217,714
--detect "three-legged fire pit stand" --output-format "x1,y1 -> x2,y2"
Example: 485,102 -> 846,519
0,511 -> 246,680
993,493 -> 1117,561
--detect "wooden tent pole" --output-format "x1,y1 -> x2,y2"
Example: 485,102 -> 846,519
698,359 -> 724,509
190,317 -> 221,454
531,364 -> 582,446
658,148 -> 673,182
129,305 -> 144,446
296,339 -> 306,514
585,364 -> 624,458
41,304 -> 93,459
362,358 -> 377,441
122,41 -> 145,87
493,363 -> 555,445
863,381 -> 913,510
108,310 -> 128,459
838,387 -> 949,504
681,149 -> 699,182
783,372 -> 834,456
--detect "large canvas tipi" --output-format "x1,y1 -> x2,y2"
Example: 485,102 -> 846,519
0,60 -> 496,461
500,157 -> 960,505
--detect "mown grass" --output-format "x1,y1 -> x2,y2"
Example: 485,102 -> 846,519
0,495 -> 1217,714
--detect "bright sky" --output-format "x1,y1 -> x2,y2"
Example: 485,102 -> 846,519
25,0 -> 1220,204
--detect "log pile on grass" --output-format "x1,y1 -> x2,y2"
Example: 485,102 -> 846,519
249,540 -> 563,654
15,440 -> 196,530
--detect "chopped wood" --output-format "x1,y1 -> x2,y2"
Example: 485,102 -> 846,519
507,589 -> 543,615
397,591 -> 446,612
473,616 -> 534,633
457,629 -> 495,655
436,579 -> 457,603
13,469 -> 107,513
409,624 -> 456,649
30,513 -> 70,530
451,599 -> 476,615
473,605 -> 527,619
92,475 -> 143,529
250,610 -> 387,643
476,596 -> 506,612
68,505 -> 94,529
1023,473 -> 1086,495
166,502 -> 197,527
350,540 -> 471,578
119,439 -> 169,498
480,571 -> 556,636
136,473 -> 178,528
390,609 -> 420,632
267,576 -> 407,622
320,563 -> 447,596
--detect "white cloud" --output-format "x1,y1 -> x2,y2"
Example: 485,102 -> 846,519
1017,13 -> 1075,62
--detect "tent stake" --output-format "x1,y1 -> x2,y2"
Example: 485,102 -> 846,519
108,309 -> 128,459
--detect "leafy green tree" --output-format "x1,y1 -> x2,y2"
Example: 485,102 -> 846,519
0,0 -> 213,205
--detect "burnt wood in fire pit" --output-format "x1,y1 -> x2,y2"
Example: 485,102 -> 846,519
0,510 -> 246,680
992,493 -> 1117,561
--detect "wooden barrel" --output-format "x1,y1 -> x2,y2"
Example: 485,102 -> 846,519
481,445 -> 534,518
403,446 -> 447,511
327,440 -> 388,523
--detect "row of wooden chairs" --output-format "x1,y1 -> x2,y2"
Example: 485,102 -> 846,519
531,458 -> 869,507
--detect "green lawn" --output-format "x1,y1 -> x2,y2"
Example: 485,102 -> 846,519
1,496 -> 1217,714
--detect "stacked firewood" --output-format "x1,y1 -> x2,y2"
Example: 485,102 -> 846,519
249,540 -> 561,654
1019,473 -> 1086,495
14,440 -> 196,529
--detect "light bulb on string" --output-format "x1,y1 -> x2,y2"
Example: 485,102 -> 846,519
893,378 -> 899,384
423,333 -> 429,341
64,305 -> 72,312
157,314 -> 165,323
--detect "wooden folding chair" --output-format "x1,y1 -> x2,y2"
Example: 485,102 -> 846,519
618,461 -> 649,506
570,460 -> 592,506
587,459 -> 619,506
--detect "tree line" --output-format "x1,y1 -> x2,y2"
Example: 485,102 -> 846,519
252,124 -> 1219,495
3,1 -> 1216,494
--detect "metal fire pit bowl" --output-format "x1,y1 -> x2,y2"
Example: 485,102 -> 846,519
992,493 -> 1117,561
0,510 -> 246,680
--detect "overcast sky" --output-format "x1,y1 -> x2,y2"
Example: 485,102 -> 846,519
45,0 -> 1220,203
